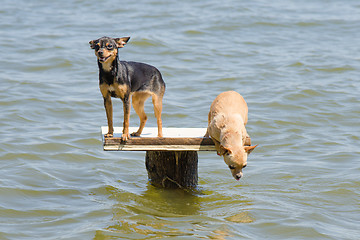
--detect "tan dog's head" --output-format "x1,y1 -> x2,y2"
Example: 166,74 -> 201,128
89,36 -> 130,65
220,145 -> 257,180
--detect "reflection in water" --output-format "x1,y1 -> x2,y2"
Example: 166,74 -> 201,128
94,184 -> 201,238
94,183 -> 254,239
225,212 -> 254,223
209,229 -> 231,240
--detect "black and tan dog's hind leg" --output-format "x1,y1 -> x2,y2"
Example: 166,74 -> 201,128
152,91 -> 164,138
131,92 -> 150,137
131,89 -> 165,138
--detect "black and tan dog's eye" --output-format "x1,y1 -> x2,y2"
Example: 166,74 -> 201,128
229,165 -> 235,170
107,44 -> 114,50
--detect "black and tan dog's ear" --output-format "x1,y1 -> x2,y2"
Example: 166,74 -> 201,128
89,40 -> 98,49
219,145 -> 232,156
244,145 -> 258,155
115,37 -> 130,48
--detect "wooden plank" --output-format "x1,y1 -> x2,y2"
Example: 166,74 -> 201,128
101,127 -> 216,151
104,137 -> 214,145
101,127 -> 209,138
104,144 -> 214,151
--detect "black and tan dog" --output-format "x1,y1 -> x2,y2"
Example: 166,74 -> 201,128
90,36 -> 166,141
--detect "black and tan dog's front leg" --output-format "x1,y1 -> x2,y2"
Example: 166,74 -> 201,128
121,95 -> 131,141
103,95 -> 114,138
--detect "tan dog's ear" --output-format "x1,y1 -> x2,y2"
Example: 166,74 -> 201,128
219,145 -> 232,156
115,37 -> 130,48
244,145 -> 258,154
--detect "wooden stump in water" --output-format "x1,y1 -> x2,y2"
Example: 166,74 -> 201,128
145,151 -> 198,189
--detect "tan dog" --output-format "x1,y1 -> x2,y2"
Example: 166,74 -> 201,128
205,91 -> 257,180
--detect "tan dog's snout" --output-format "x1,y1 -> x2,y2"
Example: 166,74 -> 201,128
235,172 -> 243,181
227,159 -> 246,181
230,168 -> 243,181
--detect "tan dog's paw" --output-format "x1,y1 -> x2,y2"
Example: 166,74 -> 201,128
204,129 -> 210,138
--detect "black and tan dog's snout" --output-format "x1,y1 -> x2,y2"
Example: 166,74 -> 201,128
97,49 -> 104,56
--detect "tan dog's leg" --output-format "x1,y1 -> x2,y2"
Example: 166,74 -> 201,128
152,94 -> 163,137
131,92 -> 150,137
204,129 -> 209,138
211,138 -> 222,156
204,112 -> 211,138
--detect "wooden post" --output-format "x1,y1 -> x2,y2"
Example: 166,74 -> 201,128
145,151 -> 198,188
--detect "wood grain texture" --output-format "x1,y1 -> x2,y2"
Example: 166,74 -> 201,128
146,151 -> 198,188
101,127 -> 250,151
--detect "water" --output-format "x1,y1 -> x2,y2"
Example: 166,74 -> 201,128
1,0 -> 359,239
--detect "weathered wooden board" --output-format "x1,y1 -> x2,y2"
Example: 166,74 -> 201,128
101,127 -> 216,151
